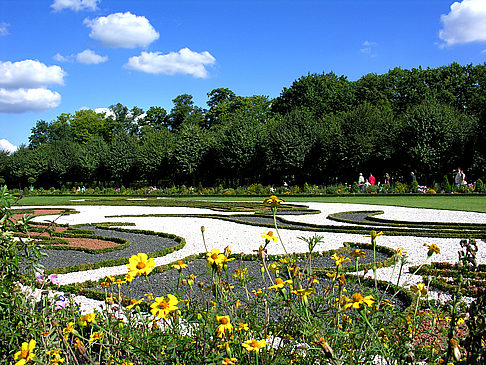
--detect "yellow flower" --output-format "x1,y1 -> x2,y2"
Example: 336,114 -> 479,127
349,249 -> 366,259
124,274 -> 134,283
150,294 -> 179,318
126,298 -> 144,310
238,322 -> 249,331
206,249 -> 226,268
171,260 -> 188,271
343,293 -> 375,310
394,248 -> 406,256
126,253 -> 155,277
424,243 -> 440,256
89,331 -> 104,343
242,339 -> 265,352
74,338 -> 86,355
14,340 -> 35,365
233,268 -> 247,280
222,358 -> 238,365
268,278 -> 292,290
46,350 -> 65,364
410,282 -> 428,297
217,341 -> 231,352
288,264 -> 300,277
291,288 -> 316,298
261,231 -> 278,242
366,231 -> 384,240
268,262 -> 280,273
62,322 -> 76,338
79,313 -> 96,327
252,288 -> 265,296
312,337 -> 334,358
215,315 -> 233,339
263,195 -> 284,206
331,254 -> 351,268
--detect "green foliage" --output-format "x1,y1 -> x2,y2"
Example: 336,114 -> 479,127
442,175 -> 452,192
0,187 -> 45,362
4,63 -> 486,188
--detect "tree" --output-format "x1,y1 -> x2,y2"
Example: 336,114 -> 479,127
168,94 -> 196,131
138,128 -> 174,184
215,109 -> 265,185
28,120 -> 50,149
396,98 -> 475,184
173,122 -> 208,185
7,146 -> 48,188
264,107 -> 318,184
271,72 -> 355,117
70,109 -> 106,144
105,134 -> 139,184
78,135 -> 109,184
331,103 -> 397,182
206,88 -> 236,127
140,106 -> 168,131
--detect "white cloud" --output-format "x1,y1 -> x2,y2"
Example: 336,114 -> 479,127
0,60 -> 66,89
0,22 -> 9,36
0,139 -> 18,154
439,0 -> 486,46
53,53 -> 72,62
0,88 -> 61,113
76,49 -> 108,64
84,12 -> 159,48
51,0 -> 99,12
360,40 -> 378,55
125,48 -> 216,78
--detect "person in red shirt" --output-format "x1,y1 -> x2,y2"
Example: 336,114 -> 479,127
369,173 -> 376,185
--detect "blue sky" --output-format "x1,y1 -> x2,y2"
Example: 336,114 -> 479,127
1,0 -> 486,151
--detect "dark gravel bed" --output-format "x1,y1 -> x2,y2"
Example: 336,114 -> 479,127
332,211 -> 382,224
228,215 -> 318,228
34,226 -> 178,270
97,248 -> 406,312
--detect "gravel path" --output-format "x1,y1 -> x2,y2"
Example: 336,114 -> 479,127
21,202 -> 486,313
35,226 -> 177,270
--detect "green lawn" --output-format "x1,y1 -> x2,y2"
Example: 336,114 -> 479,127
14,194 -> 486,213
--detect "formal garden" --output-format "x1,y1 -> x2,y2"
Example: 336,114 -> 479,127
2,62 -> 486,364
1,184 -> 486,365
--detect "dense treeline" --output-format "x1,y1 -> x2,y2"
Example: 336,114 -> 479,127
1,62 -> 485,189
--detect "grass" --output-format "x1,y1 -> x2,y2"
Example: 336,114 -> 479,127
15,194 -> 486,213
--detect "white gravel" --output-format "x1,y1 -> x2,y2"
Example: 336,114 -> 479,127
21,202 -> 486,313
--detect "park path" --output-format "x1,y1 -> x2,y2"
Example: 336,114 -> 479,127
24,202 -> 486,311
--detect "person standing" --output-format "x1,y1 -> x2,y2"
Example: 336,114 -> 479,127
455,168 -> 466,187
369,173 -> 376,185
384,172 -> 391,185
358,173 -> 365,185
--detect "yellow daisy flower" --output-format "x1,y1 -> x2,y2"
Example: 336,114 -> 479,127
263,195 -> 284,206
242,339 -> 265,352
261,231 -> 278,242
268,278 -> 292,290
14,340 -> 36,365
171,260 -> 188,271
126,253 -> 155,277
343,293 -> 375,310
349,249 -> 366,259
215,315 -> 233,339
150,294 -> 179,318
79,313 -> 96,327
410,282 -> 428,297
424,243 -> 440,256
206,249 -> 226,268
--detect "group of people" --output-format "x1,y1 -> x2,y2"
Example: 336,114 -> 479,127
358,172 -> 391,189
357,168 -> 467,190
455,167 -> 467,187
